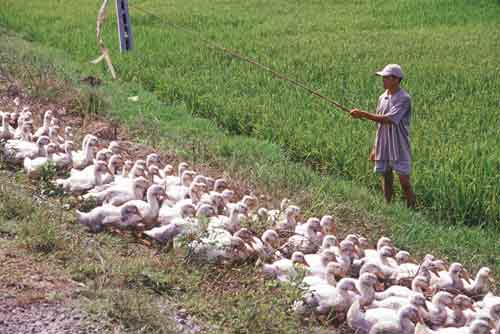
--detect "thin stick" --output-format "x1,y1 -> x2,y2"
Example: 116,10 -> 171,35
129,4 -> 351,114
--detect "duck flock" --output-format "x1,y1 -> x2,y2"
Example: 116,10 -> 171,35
1,101 -> 499,334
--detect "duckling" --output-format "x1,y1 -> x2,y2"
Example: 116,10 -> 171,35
262,251 -> 309,282
415,319 -> 491,334
23,143 -> 58,178
56,160 -> 110,194
32,110 -> 53,140
76,204 -> 142,232
4,135 -> 50,164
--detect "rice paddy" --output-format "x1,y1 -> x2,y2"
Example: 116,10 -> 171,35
0,0 -> 499,224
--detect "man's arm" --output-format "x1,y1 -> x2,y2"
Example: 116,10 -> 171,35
349,109 -> 393,124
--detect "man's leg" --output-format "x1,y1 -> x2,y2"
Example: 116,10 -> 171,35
399,174 -> 416,208
382,170 -> 394,203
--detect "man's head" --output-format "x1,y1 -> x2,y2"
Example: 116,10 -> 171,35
376,64 -> 403,91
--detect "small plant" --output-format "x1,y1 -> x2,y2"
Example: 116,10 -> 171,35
38,161 -> 65,197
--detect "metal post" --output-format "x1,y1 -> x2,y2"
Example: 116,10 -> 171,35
115,0 -> 133,52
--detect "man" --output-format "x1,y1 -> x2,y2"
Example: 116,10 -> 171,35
350,64 -> 416,208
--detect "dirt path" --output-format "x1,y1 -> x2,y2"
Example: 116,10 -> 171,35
0,245 -> 109,334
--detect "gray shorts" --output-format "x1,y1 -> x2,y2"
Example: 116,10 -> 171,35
374,160 -> 411,176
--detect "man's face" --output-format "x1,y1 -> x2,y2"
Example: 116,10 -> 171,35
383,75 -> 400,90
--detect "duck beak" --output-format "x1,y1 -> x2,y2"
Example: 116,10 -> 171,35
352,286 -> 360,295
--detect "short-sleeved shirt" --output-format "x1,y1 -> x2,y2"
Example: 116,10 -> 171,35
374,88 -> 412,162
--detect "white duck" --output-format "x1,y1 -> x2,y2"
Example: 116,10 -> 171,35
320,215 -> 336,235
53,141 -> 74,168
283,221 -> 321,255
118,184 -> 165,225
72,135 -> 98,170
23,143 -> 58,178
209,202 -> 248,234
426,291 -> 455,329
0,112 -> 13,140
445,294 -> 475,328
347,300 -> 420,334
363,236 -> 393,258
304,249 -> 337,277
13,119 -> 33,141
164,162 -> 190,187
76,204 -> 142,232
275,205 -> 301,231
250,229 -> 280,263
302,262 -> 342,289
56,161 -> 110,194
83,177 -> 150,206
415,319 -> 491,334
158,201 -> 197,226
375,275 -> 430,300
464,267 -> 491,298
301,277 -> 359,316
431,262 -> 467,294
143,223 -> 183,244
32,110 -> 53,139
4,135 -> 50,164
262,251 -> 309,282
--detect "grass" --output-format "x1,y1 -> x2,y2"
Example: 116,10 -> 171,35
0,0 -> 499,224
0,26 -> 499,333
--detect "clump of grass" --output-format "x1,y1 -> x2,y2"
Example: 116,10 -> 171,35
17,209 -> 61,253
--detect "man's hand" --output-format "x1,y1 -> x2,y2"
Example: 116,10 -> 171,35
350,109 -> 364,119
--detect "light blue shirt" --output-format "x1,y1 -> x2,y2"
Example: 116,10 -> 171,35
374,88 -> 412,162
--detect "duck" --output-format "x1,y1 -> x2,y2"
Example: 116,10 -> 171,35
414,319 -> 491,334
426,291 -> 455,329
0,112 -> 13,140
464,267 -> 491,298
363,236 -> 393,258
362,246 -> 397,279
143,223 -> 183,244
48,126 -> 65,147
108,141 -> 121,155
282,221 -> 321,255
53,141 -> 74,169
76,204 -> 142,232
209,202 -> 248,234
83,177 -> 150,206
375,275 -> 430,300
23,143 -> 58,177
4,135 -> 50,164
431,262 -> 467,294
13,119 -> 33,141
320,215 -> 336,236
304,249 -> 337,277
32,110 -> 53,140
302,277 -> 359,316
347,300 -> 420,334
164,162 -> 190,187
100,154 -> 123,184
72,135 -> 98,170
145,152 -> 161,168
445,294 -> 475,328
250,229 -> 280,263
302,262 -> 342,289
158,201 -> 197,226
56,160 -> 110,194
275,205 -> 301,232
262,251 -> 309,282
118,184 -> 165,225
64,126 -> 74,142
295,217 -> 320,236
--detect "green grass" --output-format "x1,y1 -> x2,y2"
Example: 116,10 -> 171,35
0,28 -> 499,333
1,0 -> 499,224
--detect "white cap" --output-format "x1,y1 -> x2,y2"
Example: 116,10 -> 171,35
375,64 -> 404,79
